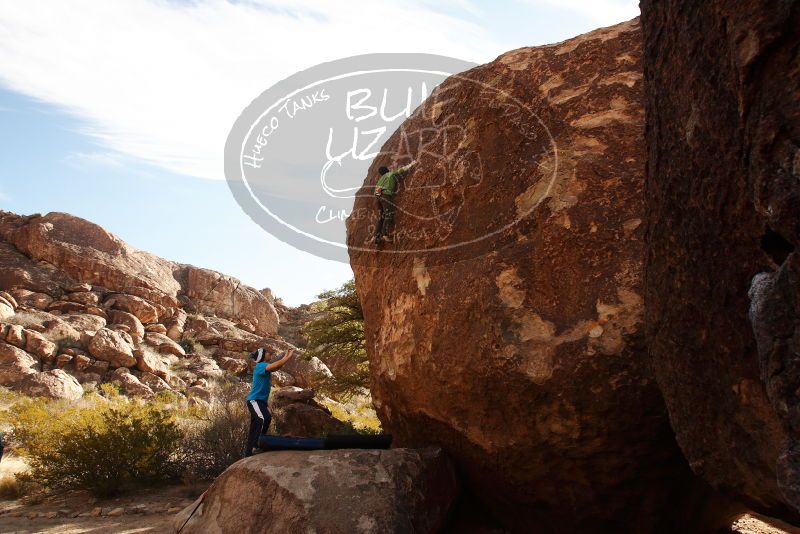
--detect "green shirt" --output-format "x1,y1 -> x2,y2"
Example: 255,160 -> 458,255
375,170 -> 404,196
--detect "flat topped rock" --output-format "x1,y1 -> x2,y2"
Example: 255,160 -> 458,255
176,447 -> 457,534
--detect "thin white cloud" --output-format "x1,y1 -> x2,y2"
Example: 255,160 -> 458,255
534,0 -> 639,26
0,0 -> 502,181
0,188 -> 10,202
65,151 -> 124,169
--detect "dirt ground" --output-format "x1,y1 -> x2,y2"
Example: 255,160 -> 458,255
0,482 -> 205,534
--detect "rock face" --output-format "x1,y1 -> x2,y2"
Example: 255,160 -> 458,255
348,19 -> 690,532
176,447 -> 457,534
640,0 -> 800,518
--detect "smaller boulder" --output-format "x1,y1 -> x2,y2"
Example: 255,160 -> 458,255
66,291 -> 100,306
271,370 -> 295,387
176,448 -> 457,534
19,370 -> 83,400
109,310 -> 145,341
282,355 -> 333,388
110,368 -> 154,398
88,328 -> 136,368
144,332 -> 185,357
217,356 -> 248,375
105,294 -> 159,324
134,348 -> 170,378
5,324 -> 25,348
55,354 -> 73,368
0,342 -> 37,386
11,290 -> 53,310
139,371 -> 172,393
144,323 -> 167,335
24,330 -> 57,360
269,387 -> 348,437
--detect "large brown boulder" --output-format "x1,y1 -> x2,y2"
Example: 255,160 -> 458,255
347,19 -> 692,532
176,447 -> 457,534
640,0 -> 800,519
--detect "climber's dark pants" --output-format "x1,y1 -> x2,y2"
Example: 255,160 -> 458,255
245,399 -> 271,456
374,195 -> 396,239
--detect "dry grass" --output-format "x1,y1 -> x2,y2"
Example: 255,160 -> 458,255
0,455 -> 30,500
322,395 -> 382,433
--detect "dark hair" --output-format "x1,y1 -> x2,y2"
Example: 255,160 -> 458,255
378,166 -> 389,175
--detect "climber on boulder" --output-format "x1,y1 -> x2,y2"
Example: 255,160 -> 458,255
373,160 -> 417,245
244,347 -> 294,457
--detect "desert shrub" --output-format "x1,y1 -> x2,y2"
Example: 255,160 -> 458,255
0,455 -> 33,501
179,338 -> 199,354
322,397 -> 382,434
178,381 -> 249,480
8,395 -> 183,497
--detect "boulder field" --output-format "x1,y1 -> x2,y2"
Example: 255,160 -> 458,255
0,210 -> 335,401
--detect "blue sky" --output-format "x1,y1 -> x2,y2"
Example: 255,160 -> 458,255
0,0 -> 638,305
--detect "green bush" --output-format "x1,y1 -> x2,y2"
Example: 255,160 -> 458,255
9,395 -> 183,497
179,338 -> 199,354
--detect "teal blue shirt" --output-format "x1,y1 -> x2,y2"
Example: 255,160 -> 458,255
247,362 -> 272,401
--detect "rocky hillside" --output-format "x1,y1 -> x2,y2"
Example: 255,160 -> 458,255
0,211 -> 330,401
